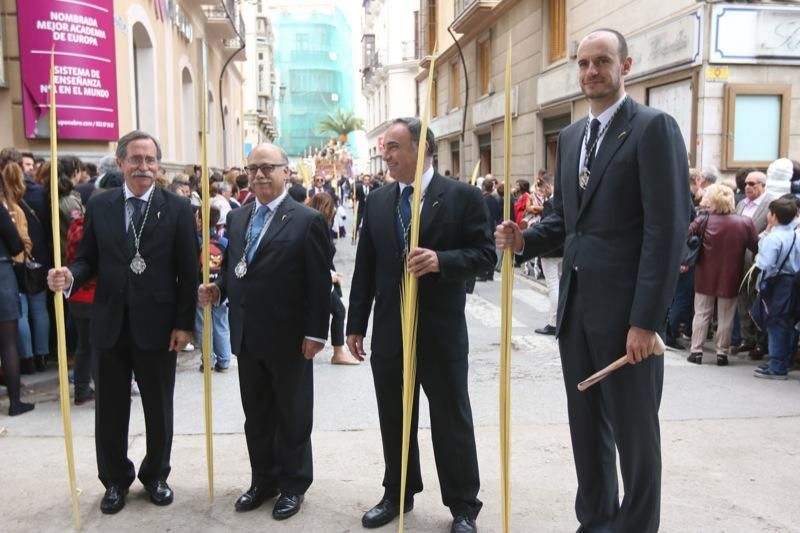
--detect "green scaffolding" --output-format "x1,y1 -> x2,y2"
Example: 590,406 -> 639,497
273,7 -> 356,157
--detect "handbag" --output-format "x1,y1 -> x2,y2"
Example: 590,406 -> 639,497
684,214 -> 709,267
13,250 -> 47,295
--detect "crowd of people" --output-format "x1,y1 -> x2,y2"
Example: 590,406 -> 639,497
2,26 -> 799,533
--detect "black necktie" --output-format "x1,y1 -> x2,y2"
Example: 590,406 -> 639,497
586,118 -> 601,172
127,197 -> 144,252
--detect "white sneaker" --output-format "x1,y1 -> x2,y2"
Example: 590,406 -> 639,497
182,342 -> 195,352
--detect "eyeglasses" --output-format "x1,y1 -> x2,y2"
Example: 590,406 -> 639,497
744,181 -> 763,187
246,163 -> 286,175
125,155 -> 158,167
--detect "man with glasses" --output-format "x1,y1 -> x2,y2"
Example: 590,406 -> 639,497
309,174 -> 334,198
198,143 -> 331,521
735,170 -> 774,358
47,130 -> 198,515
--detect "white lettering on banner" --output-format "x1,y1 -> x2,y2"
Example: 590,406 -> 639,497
36,11 -> 106,47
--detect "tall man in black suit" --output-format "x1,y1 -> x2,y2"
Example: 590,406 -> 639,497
346,118 -> 496,533
198,143 -> 331,521
48,130 -> 198,514
354,173 -> 372,236
496,30 -> 690,533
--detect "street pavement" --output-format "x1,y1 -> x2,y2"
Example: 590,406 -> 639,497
2,224 -> 799,532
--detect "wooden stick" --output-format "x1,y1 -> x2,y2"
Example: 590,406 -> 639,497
577,334 -> 666,391
499,34 -> 514,533
398,42 -> 436,533
200,40 -> 214,503
49,47 -> 81,530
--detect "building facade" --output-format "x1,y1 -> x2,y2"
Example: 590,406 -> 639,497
361,0 -> 419,174
271,3 -> 356,158
241,0 -> 280,156
0,0 -> 247,171
411,0 -> 799,184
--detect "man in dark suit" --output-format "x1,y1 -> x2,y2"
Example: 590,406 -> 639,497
47,130 -> 198,514
497,29 -> 690,532
346,118 -> 495,533
354,174 -> 372,238
198,143 -> 331,521
308,175 -> 335,198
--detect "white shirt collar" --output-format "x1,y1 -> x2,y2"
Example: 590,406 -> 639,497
588,92 -> 628,129
255,190 -> 287,212
398,165 -> 435,195
123,183 -> 154,202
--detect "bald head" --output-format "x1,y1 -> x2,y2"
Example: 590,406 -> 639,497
247,143 -> 290,204
744,170 -> 767,201
581,29 -> 628,61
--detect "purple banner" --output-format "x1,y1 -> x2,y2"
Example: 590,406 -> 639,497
17,0 -> 119,141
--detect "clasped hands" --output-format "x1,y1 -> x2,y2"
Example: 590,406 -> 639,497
197,283 -> 322,359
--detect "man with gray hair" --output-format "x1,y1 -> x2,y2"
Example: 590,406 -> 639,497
47,130 -> 198,515
695,165 -> 719,195
734,170 -> 774,357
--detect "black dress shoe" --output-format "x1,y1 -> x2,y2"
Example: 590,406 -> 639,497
534,325 -> 556,335
143,480 -> 173,506
362,498 -> 414,528
272,493 -> 304,520
100,485 -> 128,514
234,485 -> 278,512
451,515 -> 477,533
34,354 -> 48,372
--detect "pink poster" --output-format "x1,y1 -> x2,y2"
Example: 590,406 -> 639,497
17,0 -> 119,141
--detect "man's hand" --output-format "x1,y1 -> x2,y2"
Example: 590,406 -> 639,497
169,329 -> 192,352
407,247 -> 440,278
346,334 -> 367,361
302,338 -> 324,360
198,283 -> 220,306
625,326 -> 657,364
47,267 -> 73,292
332,271 -> 343,285
495,221 -> 524,253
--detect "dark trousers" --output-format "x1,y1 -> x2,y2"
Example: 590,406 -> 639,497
69,301 -> 96,393
370,351 -> 482,519
330,287 -> 345,347
667,267 -> 694,340
559,280 -> 663,533
95,318 -> 177,489
237,339 -> 314,495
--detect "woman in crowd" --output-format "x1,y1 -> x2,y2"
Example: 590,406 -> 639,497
0,162 -> 34,415
306,192 -> 360,365
687,183 -> 758,365
3,162 -> 42,375
41,157 -> 85,265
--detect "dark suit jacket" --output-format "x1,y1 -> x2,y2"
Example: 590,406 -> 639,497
355,182 -> 371,216
347,172 -> 496,357
218,196 -> 331,357
520,97 -> 691,334
308,185 -> 335,199
70,186 -> 198,351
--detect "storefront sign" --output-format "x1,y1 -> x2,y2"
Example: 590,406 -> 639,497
17,0 -> 119,140
705,65 -> 729,82
711,4 -> 800,64
627,9 -> 702,82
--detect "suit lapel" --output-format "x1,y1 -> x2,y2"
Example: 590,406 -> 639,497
578,98 -> 635,219
251,197 -> 294,260
142,187 -> 165,240
420,173 -> 445,238
560,125 -> 583,218
106,189 -> 129,258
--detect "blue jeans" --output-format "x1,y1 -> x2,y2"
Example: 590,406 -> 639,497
766,317 -> 797,374
17,290 -> 50,359
194,302 -> 232,368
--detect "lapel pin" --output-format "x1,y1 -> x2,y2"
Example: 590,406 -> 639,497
281,214 -> 287,221
617,131 -> 628,139
432,201 -> 440,208
157,211 -> 161,220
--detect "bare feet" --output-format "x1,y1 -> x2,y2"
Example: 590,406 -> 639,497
331,347 -> 361,365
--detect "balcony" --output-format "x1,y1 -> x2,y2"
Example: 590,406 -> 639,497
223,15 -> 246,60
452,0 -> 499,34
290,49 -> 337,64
202,3 -> 238,41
